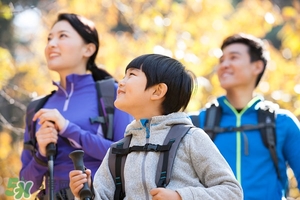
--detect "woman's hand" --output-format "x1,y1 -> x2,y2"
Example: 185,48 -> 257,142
69,169 -> 92,198
35,120 -> 58,157
33,108 -> 67,132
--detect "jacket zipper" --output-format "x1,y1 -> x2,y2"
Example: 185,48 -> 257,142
142,120 -> 150,200
57,83 -> 74,111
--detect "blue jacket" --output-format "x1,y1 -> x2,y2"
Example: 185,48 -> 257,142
196,95 -> 300,200
20,74 -> 133,194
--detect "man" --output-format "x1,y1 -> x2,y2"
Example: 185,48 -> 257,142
190,33 -> 300,200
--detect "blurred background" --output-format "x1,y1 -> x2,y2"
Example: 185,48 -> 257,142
0,0 -> 299,199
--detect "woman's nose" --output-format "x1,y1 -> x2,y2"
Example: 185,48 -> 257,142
47,38 -> 57,47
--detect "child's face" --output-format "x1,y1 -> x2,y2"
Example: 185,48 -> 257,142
115,68 -> 155,119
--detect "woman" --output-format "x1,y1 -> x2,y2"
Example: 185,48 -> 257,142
19,13 -> 133,199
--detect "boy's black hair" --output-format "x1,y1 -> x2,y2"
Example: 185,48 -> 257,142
221,33 -> 268,87
125,54 -> 195,115
55,13 -> 112,81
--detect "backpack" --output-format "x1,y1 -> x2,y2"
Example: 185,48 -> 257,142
190,100 -> 280,178
23,77 -> 116,166
108,124 -> 193,200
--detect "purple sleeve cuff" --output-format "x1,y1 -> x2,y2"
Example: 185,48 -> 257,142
59,120 -> 69,135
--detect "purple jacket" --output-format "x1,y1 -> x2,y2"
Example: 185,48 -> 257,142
19,74 -> 133,194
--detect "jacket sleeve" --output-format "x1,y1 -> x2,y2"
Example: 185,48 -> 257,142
59,117 -> 130,161
59,83 -> 133,161
176,128 -> 243,200
91,150 -> 115,200
280,110 -> 300,190
19,126 -> 48,193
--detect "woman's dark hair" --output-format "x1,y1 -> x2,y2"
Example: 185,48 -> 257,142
221,33 -> 268,87
125,54 -> 195,115
54,13 -> 112,81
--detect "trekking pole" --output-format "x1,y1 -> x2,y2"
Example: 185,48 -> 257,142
46,142 -> 56,200
69,150 -> 92,200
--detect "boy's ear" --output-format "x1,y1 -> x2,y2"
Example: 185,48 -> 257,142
83,43 -> 96,57
151,83 -> 168,100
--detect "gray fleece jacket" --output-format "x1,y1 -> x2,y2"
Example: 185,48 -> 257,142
92,112 -> 243,200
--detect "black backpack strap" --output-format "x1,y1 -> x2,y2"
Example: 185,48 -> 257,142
257,103 -> 279,178
109,135 -> 132,200
108,124 -> 193,198
189,115 -> 200,128
203,103 -> 222,141
24,91 -> 55,166
156,124 -> 193,187
90,77 -> 115,140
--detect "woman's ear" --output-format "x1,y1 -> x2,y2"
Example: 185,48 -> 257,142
83,43 -> 96,57
151,83 -> 168,100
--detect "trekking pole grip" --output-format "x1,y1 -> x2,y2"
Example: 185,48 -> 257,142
69,150 -> 92,200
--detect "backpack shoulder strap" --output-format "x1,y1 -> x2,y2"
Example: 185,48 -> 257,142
108,124 -> 192,199
189,115 -> 200,128
155,124 -> 193,187
203,101 -> 222,141
257,100 -> 280,178
108,135 -> 132,200
91,77 -> 116,140
24,91 -> 55,166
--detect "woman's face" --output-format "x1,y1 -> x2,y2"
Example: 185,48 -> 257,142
44,20 -> 89,74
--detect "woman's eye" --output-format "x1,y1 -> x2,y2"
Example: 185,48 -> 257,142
60,34 -> 67,38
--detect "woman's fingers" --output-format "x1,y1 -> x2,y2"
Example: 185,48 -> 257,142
33,108 -> 65,131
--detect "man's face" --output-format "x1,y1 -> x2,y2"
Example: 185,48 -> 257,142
217,43 -> 260,91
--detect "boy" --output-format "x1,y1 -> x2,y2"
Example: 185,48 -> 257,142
69,54 -> 243,199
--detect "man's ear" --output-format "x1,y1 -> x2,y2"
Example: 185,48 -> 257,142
83,43 -> 96,57
253,60 -> 264,75
151,83 -> 168,100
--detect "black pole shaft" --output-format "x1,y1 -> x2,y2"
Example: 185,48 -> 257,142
46,142 -> 56,200
48,156 -> 54,200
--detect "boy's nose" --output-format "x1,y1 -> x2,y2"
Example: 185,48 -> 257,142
118,79 -> 125,86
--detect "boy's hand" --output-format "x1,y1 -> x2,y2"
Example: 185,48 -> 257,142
69,169 -> 92,198
150,188 -> 182,200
